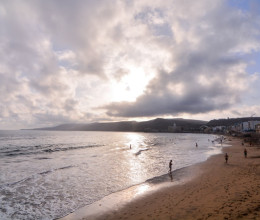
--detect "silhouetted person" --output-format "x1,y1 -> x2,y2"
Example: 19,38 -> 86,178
225,153 -> 229,164
244,148 -> 247,158
169,160 -> 172,172
196,143 -> 198,148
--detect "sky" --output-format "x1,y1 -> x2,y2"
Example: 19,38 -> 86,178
0,0 -> 260,130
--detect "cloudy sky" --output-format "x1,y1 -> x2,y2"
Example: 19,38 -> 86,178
1,0 -> 260,129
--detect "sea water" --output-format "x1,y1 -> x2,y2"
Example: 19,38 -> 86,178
0,130 -> 222,219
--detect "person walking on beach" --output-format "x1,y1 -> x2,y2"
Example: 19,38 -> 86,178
196,142 -> 198,148
169,160 -> 172,173
244,148 -> 247,158
225,153 -> 229,164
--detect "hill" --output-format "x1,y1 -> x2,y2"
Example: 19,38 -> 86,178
30,118 -> 207,132
206,117 -> 260,127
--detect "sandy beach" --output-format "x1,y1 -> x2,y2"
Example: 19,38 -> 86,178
62,137 -> 260,220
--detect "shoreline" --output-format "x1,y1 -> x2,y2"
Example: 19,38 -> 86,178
59,160 -> 203,220
59,155 -> 204,220
60,136 -> 260,220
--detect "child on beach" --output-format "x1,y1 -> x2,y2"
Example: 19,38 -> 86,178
225,153 -> 229,164
244,148 -> 247,158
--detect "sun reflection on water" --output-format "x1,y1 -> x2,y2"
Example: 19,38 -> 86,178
126,133 -> 146,149
123,133 -> 150,184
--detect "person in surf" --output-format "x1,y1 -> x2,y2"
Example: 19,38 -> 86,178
169,160 -> 173,172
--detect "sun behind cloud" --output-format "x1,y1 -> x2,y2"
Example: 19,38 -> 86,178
110,66 -> 155,102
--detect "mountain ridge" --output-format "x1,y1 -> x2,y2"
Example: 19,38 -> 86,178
28,118 -> 207,132
26,117 -> 260,132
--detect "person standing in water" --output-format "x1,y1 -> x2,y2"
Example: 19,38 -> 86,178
169,160 -> 172,173
225,153 -> 229,164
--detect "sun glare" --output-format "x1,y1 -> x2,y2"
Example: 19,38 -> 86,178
126,133 -> 145,148
111,67 -> 153,102
135,184 -> 150,196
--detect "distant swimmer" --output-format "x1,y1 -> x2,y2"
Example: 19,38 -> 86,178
169,160 -> 172,173
225,153 -> 229,164
244,148 -> 247,158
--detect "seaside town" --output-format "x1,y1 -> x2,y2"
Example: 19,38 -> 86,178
201,119 -> 260,147
201,120 -> 260,134
170,118 -> 260,144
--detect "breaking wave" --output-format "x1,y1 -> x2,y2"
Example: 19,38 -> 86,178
0,144 -> 103,157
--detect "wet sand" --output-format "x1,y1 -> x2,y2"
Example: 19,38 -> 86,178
61,137 -> 260,220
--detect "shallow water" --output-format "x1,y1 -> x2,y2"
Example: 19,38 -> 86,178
0,130 -> 220,219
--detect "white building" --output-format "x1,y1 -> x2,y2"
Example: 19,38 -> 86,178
212,126 -> 226,132
231,121 -> 260,132
241,121 -> 260,131
168,123 -> 181,132
256,124 -> 260,134
231,123 -> 242,132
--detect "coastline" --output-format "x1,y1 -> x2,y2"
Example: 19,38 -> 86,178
59,160 -> 201,220
60,137 -> 260,220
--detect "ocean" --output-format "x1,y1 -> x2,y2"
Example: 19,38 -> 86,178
0,130 -> 222,219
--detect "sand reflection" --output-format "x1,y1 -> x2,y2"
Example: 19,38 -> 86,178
135,184 -> 151,197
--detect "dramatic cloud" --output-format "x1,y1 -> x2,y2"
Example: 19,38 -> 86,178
103,0 -> 260,118
0,0 -> 260,129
